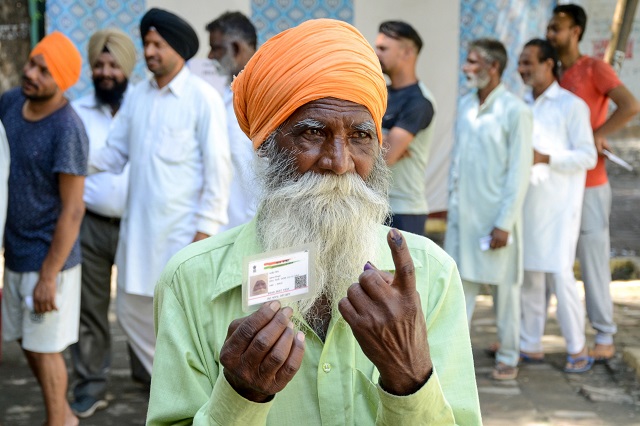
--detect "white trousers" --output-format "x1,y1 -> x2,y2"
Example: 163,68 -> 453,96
116,290 -> 155,375
520,270 -> 586,354
463,280 -> 520,367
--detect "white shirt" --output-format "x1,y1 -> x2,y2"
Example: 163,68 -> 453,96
219,86 -> 259,231
445,84 -> 533,285
522,81 -> 597,273
92,66 -> 232,296
72,92 -> 130,217
0,120 -> 9,246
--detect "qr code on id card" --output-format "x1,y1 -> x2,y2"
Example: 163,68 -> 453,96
294,274 -> 307,289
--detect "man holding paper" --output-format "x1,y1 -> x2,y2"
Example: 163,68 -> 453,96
147,19 -> 481,425
547,4 -> 640,361
445,38 -> 532,381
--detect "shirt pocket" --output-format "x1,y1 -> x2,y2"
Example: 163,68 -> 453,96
156,127 -> 195,163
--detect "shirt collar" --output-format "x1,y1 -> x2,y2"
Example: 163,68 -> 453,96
149,65 -> 190,97
210,220 -> 420,302
211,218 -> 264,301
479,82 -> 506,109
524,81 -> 561,106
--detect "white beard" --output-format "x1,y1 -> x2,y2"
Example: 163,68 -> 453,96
465,71 -> 491,89
255,141 -> 391,323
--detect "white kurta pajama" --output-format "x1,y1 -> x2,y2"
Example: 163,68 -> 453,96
520,82 -> 597,354
92,67 -> 232,373
445,83 -> 532,367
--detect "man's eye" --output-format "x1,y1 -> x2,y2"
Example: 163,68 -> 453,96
352,131 -> 371,139
305,129 -> 323,136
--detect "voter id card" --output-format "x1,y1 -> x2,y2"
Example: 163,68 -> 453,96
242,243 -> 316,312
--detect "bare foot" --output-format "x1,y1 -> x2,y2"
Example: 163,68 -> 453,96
590,343 -> 615,361
64,406 -> 79,426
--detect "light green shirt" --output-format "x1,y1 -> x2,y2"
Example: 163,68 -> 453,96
147,220 -> 482,425
445,84 -> 532,285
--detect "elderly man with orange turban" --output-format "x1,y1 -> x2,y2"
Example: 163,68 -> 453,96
0,31 -> 88,426
147,19 -> 481,425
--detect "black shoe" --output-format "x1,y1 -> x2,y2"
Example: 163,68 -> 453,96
70,395 -> 108,418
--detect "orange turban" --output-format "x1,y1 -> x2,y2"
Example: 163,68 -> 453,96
30,31 -> 82,92
232,19 -> 387,149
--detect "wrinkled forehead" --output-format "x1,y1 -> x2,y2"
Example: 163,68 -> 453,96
285,97 -> 375,127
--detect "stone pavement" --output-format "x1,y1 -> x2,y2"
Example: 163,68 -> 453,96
1,282 -> 639,425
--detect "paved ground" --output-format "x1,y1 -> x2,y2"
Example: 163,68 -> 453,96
1,136 -> 639,425
1,282 -> 639,425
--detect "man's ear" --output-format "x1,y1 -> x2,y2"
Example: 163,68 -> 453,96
571,24 -> 583,41
231,41 -> 240,58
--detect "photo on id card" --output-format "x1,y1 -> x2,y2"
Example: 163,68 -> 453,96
242,243 -> 316,312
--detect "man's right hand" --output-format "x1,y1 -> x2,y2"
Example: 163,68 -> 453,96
33,275 -> 58,314
220,301 -> 306,402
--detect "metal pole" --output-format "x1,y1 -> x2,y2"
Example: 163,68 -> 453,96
605,0 -> 639,72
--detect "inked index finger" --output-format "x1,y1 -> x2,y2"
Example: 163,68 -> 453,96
387,228 -> 416,292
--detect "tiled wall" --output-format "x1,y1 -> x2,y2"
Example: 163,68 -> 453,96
46,0 -> 147,100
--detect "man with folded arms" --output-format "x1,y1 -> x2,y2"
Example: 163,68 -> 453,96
517,38 -> 597,373
91,8 -> 231,380
147,19 -> 481,425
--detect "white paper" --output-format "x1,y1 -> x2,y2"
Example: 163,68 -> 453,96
602,149 -> 634,172
479,234 -> 514,251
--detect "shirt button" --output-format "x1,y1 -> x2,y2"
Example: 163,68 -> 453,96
322,363 -> 332,373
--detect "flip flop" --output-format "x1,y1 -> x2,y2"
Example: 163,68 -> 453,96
519,352 -> 545,364
563,354 -> 594,373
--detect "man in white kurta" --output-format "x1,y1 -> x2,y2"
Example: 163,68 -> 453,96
517,40 -> 596,372
91,9 -> 231,375
445,39 -> 532,380
206,12 -> 260,231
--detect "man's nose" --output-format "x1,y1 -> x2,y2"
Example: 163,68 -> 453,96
319,138 -> 354,175
144,44 -> 156,57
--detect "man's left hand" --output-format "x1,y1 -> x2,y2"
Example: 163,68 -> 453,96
192,232 -> 209,243
338,228 -> 431,396
490,227 -> 509,249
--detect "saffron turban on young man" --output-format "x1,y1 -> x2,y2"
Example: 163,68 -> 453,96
88,28 -> 137,78
30,31 -> 82,92
140,8 -> 199,61
232,18 -> 388,149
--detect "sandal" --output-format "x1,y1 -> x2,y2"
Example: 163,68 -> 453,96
590,344 -> 615,362
519,351 -> 545,364
563,354 -> 594,373
492,362 -> 518,380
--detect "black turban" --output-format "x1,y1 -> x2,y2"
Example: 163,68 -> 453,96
140,8 -> 199,60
